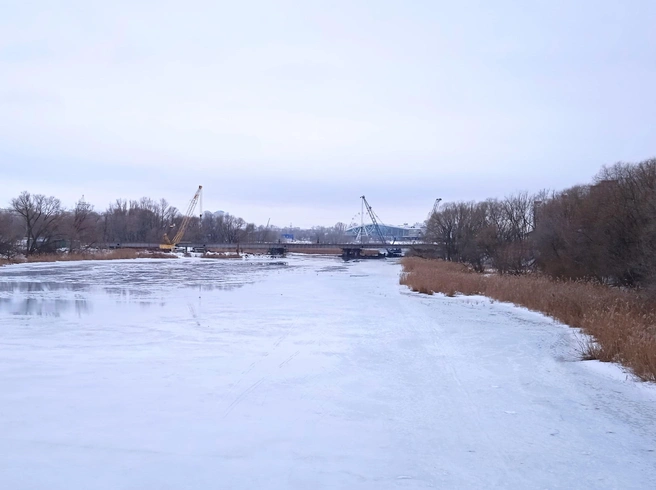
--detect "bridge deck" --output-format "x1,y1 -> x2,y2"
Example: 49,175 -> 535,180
104,242 -> 434,250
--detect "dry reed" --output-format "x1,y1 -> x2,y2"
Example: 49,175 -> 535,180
400,257 -> 656,382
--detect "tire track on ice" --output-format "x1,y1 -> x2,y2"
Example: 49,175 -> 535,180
223,377 -> 267,418
222,323 -> 298,417
399,290 -> 523,485
279,350 -> 300,368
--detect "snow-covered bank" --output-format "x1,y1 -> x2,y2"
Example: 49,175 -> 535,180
1,257 -> 655,489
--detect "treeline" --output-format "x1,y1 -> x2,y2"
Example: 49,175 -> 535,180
0,192 -> 267,257
425,158 -> 656,290
0,192 -> 350,258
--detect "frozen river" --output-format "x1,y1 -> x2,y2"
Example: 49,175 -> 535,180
1,256 -> 655,489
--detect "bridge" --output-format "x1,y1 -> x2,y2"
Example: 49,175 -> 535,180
104,242 -> 436,253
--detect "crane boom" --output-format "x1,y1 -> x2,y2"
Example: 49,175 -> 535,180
160,185 -> 203,250
428,197 -> 442,220
360,195 -> 401,257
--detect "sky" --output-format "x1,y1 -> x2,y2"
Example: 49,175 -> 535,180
1,0 -> 655,228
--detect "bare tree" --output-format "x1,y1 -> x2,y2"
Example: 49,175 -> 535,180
0,209 -> 22,258
327,222 -> 347,243
63,196 -> 101,251
101,197 -> 179,244
11,192 -> 64,255
222,214 -> 247,243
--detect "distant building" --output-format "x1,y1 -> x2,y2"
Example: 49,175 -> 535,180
345,223 -> 423,242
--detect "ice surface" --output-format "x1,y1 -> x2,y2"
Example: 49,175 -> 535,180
1,257 -> 655,489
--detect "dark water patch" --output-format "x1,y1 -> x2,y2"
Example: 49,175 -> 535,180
0,298 -> 90,317
0,281 -> 90,293
0,259 -> 292,319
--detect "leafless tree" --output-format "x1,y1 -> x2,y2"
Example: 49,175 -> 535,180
0,209 -> 22,258
102,197 -> 179,244
65,197 -> 100,251
11,192 -> 64,255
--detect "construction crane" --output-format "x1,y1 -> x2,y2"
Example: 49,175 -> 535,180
260,218 -> 271,243
428,198 -> 442,220
160,185 -> 203,251
360,195 -> 402,257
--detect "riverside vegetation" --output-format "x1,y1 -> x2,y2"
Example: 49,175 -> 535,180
404,157 -> 656,382
0,192 -> 351,260
401,159 -> 656,381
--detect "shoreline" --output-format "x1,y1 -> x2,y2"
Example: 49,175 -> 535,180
0,246 -> 401,267
399,257 -> 656,382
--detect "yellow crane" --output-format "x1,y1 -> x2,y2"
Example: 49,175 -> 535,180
160,185 -> 203,251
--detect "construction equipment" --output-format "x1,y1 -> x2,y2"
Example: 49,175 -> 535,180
427,198 -> 442,220
160,185 -> 203,251
360,195 -> 402,257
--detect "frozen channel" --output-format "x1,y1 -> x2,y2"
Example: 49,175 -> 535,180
0,256 -> 655,489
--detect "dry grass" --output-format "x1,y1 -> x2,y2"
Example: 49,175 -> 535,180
1,249 -> 177,265
400,257 -> 656,382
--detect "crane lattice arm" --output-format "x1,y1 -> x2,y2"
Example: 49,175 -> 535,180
160,185 -> 203,250
360,195 -> 393,255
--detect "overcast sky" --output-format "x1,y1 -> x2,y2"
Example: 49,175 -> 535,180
1,0 -> 655,228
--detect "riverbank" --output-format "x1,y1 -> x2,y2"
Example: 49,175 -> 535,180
400,257 -> 656,382
0,248 -> 362,267
0,249 -> 176,267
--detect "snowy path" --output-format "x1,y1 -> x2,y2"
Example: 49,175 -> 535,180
1,257 -> 655,489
